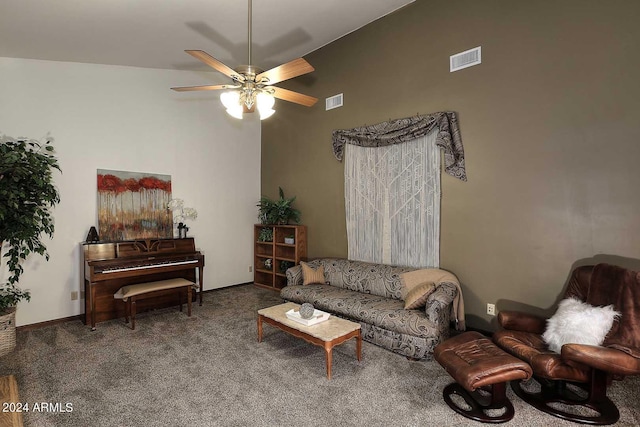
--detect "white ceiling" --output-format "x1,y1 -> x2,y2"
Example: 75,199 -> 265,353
0,0 -> 414,73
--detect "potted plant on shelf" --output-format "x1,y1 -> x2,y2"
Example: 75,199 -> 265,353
258,227 -> 273,242
0,135 -> 61,356
257,187 -> 301,225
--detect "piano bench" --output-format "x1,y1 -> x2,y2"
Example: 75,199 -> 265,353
113,278 -> 196,330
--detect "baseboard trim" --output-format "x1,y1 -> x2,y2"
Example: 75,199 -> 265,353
17,315 -> 83,332
215,281 -> 253,289
16,282 -> 256,331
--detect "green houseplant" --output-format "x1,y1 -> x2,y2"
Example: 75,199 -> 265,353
256,187 -> 301,225
257,227 -> 273,242
0,135 -> 61,320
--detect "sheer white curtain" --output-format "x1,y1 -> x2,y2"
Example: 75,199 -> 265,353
344,129 -> 440,268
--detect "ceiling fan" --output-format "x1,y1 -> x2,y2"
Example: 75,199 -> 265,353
171,0 -> 318,120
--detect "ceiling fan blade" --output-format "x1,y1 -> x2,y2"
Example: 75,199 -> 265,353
185,50 -> 243,81
171,84 -> 237,92
271,87 -> 318,107
257,58 -> 314,85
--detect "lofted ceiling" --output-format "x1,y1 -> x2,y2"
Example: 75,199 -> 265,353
0,0 -> 414,73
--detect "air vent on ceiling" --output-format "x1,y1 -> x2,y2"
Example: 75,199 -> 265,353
325,93 -> 344,111
450,46 -> 481,72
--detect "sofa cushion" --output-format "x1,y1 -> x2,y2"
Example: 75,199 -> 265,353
280,284 -> 439,339
300,261 -> 325,285
404,281 -> 436,309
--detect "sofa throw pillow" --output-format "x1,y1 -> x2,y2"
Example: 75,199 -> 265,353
542,297 -> 620,353
300,262 -> 325,285
404,281 -> 436,309
400,269 -> 435,300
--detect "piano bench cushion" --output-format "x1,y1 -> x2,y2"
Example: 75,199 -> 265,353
114,278 -> 195,301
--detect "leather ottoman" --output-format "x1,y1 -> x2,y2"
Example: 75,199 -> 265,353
434,331 -> 533,423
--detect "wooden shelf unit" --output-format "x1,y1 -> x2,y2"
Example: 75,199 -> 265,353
254,224 -> 307,291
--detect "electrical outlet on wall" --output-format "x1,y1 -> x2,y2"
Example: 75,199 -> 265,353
487,303 -> 496,316
71,291 -> 79,301
249,265 -> 253,273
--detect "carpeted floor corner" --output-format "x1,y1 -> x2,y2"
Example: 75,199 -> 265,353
1,284 -> 639,426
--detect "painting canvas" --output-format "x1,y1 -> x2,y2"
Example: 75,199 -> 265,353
97,169 -> 173,241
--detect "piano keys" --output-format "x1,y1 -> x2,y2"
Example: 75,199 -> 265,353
99,258 -> 199,274
83,237 -> 205,330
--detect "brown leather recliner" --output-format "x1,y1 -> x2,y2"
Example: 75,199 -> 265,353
493,263 -> 640,425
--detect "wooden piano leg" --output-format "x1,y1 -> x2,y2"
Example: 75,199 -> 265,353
131,299 -> 137,330
90,282 -> 97,331
187,286 -> 192,317
198,266 -> 204,306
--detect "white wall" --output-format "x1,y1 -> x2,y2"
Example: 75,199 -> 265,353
0,57 -> 261,326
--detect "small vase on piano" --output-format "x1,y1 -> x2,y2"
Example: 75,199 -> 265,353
177,222 -> 189,239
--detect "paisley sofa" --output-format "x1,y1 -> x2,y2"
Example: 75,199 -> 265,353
280,258 -> 459,359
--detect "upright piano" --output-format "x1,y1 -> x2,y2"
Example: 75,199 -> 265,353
83,237 -> 204,330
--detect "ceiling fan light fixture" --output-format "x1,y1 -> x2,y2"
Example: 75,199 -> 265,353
257,92 -> 276,120
226,105 -> 244,120
173,0 -> 317,119
220,91 -> 240,110
258,108 -> 275,120
257,92 -> 275,109
241,90 -> 256,110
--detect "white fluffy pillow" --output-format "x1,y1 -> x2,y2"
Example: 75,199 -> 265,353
542,297 -> 620,353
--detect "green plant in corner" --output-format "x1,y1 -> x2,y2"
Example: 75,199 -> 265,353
0,135 -> 61,314
256,187 -> 301,225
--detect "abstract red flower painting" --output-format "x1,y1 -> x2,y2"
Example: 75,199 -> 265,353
97,169 -> 173,240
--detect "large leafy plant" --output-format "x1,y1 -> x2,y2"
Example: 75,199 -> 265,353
0,135 -> 61,313
257,187 -> 301,225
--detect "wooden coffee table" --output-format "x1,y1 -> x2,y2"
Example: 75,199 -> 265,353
257,302 -> 362,379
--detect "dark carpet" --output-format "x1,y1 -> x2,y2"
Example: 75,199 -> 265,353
1,284 -> 639,426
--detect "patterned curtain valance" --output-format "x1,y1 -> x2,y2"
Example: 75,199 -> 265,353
332,111 -> 467,181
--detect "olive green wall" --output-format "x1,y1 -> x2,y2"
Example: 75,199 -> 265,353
261,0 -> 640,330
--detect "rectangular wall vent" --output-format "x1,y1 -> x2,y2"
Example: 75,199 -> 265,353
450,46 -> 481,72
325,93 -> 344,110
